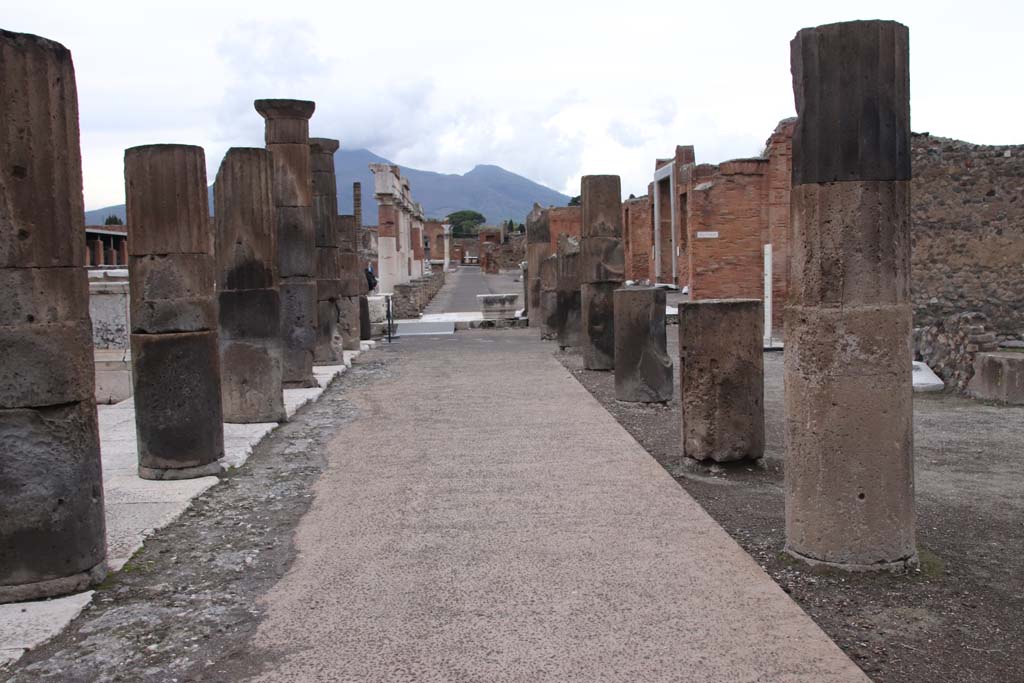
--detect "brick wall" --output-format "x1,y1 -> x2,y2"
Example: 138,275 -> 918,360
424,220 -> 446,260
911,134 -> 1024,340
548,206 -> 581,252
622,196 -> 652,281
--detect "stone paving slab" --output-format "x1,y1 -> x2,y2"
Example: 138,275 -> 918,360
0,341 -> 377,670
247,331 -> 869,682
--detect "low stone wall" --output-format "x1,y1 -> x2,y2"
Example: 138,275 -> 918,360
89,270 -> 130,349
914,311 -> 999,393
392,272 -> 445,319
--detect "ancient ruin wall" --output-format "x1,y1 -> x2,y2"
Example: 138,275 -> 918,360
622,197 -> 652,282
911,134 -> 1024,340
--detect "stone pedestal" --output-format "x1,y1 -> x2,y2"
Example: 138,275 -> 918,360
126,144 -> 224,479
679,300 -> 764,462
214,147 -> 286,423
0,29 -> 107,602
255,99 -> 318,387
785,20 -> 916,570
555,238 -> 582,350
614,287 -> 672,402
580,175 -> 624,369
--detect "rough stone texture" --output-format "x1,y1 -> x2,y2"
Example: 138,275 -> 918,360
579,236 -> 625,284
359,295 -> 371,340
679,299 -> 764,462
786,20 -> 915,570
126,144 -> 224,477
581,282 -> 616,370
310,138 -> 342,365
790,20 -> 910,185
910,134 -> 1024,340
0,29 -> 106,601
131,330 -> 224,477
967,352 -> 1024,405
525,205 -> 552,326
214,147 -> 286,423
391,272 -> 444,319
614,287 -> 672,402
88,278 -> 129,349
555,237 -> 582,350
338,296 -> 361,351
536,255 -> 558,340
913,311 -> 998,393
255,99 -> 317,387
621,196 -> 652,282
478,293 -> 520,320
581,175 -> 623,239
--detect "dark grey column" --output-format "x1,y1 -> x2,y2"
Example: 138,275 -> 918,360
310,137 -> 342,363
214,148 -> 286,423
555,235 -> 582,350
337,215 -> 368,350
0,29 -> 107,603
614,286 -> 672,402
525,204 -> 551,328
255,99 -> 318,387
126,144 -> 224,480
537,254 -> 558,340
579,176 -> 624,370
786,20 -> 916,570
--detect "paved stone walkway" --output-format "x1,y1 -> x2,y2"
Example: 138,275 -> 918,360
424,266 -> 523,314
246,330 -> 868,682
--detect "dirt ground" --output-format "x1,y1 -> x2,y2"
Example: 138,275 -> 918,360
556,325 -> 1024,683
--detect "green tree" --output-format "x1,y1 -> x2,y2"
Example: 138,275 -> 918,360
446,209 -> 486,238
104,214 -> 123,225
568,195 -> 580,206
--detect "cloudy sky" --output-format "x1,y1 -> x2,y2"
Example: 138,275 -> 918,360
4,0 -> 1020,210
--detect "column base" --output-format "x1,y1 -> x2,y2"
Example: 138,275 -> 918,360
0,561 -> 106,604
785,546 -> 918,573
138,461 -> 222,481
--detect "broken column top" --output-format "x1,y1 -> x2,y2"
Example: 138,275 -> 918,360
309,137 -> 340,154
254,99 -> 316,120
526,203 -> 551,244
581,175 -> 622,238
124,144 -> 210,256
791,20 -> 910,185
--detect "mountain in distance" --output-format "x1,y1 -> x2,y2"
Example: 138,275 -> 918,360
84,148 -> 571,226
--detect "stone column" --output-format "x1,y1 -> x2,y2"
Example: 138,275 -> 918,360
442,223 -> 452,271
126,144 -> 224,480
537,254 -> 559,339
309,138 -> 342,363
614,286 -> 673,402
555,235 -> 582,350
525,204 -> 552,327
255,99 -> 318,387
785,20 -> 915,570
353,182 -> 362,228
337,214 -> 366,350
214,148 -> 286,423
679,299 -> 764,462
0,29 -> 107,603
580,175 -> 624,370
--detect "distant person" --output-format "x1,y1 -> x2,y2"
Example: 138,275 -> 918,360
365,265 -> 378,292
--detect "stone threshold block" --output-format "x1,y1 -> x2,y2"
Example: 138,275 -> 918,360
614,287 -> 672,402
478,293 -> 520,320
967,352 -> 1024,404
678,299 -> 764,462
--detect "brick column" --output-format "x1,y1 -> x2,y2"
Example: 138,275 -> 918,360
353,182 -> 362,228
126,144 -> 224,480
255,99 -> 318,387
309,138 -> 343,363
0,29 -> 107,603
214,148 -> 286,423
614,287 -> 673,402
785,20 -> 916,570
579,175 -> 624,370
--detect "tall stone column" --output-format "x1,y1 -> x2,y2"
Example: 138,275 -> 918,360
126,144 -> 224,480
525,204 -> 552,328
255,99 -> 318,387
0,29 -> 107,603
614,287 -> 673,402
785,20 -> 915,570
555,235 -> 582,350
337,214 -> 366,350
442,223 -> 452,271
580,175 -> 624,370
537,254 -> 558,339
679,300 -> 764,462
214,148 -> 286,423
309,138 -> 342,363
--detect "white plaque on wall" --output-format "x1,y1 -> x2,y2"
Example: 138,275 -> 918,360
696,231 -> 719,239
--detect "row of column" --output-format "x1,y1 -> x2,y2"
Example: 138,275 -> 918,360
0,28 -> 371,602
533,19 -> 916,571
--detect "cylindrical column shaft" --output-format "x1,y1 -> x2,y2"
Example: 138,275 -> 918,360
679,299 -> 764,462
255,99 -> 318,387
525,205 -> 552,328
555,236 -> 582,350
579,175 -> 624,370
785,19 -> 915,570
310,138 -> 342,363
0,29 -> 107,603
125,144 -> 224,479
537,254 -> 558,340
214,147 -> 286,423
614,287 -> 673,402
337,214 -> 368,351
